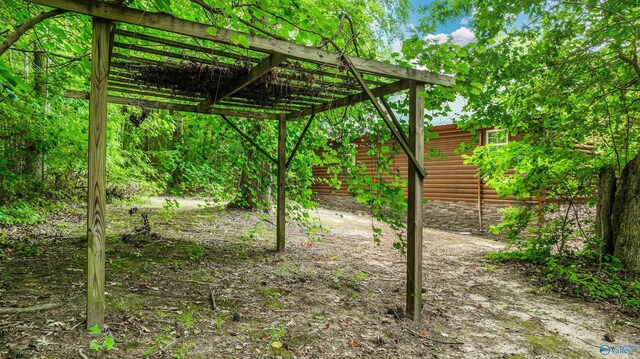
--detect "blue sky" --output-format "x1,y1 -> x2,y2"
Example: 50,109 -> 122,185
393,0 -> 476,51
408,0 -> 468,34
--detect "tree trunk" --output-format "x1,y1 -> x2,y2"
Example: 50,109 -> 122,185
612,153 -> 640,271
230,146 -> 257,209
22,47 -> 44,178
228,123 -> 273,211
170,111 -> 183,190
595,166 -> 616,255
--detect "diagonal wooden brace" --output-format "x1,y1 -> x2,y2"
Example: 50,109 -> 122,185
219,115 -> 277,165
342,55 -> 426,178
380,96 -> 408,144
197,53 -> 287,112
286,114 -> 315,167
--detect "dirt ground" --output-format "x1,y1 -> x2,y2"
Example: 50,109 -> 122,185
1,197 -> 639,358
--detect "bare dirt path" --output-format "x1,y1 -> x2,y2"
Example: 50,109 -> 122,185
314,207 -> 640,359
0,198 -> 638,358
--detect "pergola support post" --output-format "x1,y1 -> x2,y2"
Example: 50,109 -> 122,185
406,80 -> 425,322
276,116 -> 287,252
87,17 -> 112,331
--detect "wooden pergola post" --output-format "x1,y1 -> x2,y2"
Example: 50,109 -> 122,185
406,80 -> 425,322
276,116 -> 286,252
87,17 -> 111,330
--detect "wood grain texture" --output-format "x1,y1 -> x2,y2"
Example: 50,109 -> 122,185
64,90 -> 281,120
406,80 -> 424,323
87,17 -> 111,331
26,0 -> 454,85
310,125 -> 518,203
277,117 -> 286,252
342,55 -> 425,178
114,29 -> 388,87
285,80 -> 409,120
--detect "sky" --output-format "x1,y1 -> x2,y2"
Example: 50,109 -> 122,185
408,0 -> 468,34
392,1 -> 471,125
391,0 -> 477,53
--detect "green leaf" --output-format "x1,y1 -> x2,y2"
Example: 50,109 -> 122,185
231,34 -> 250,48
89,325 -> 101,334
103,336 -> 115,350
207,27 -> 218,37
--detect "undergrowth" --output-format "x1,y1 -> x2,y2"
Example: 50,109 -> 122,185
488,205 -> 640,312
489,251 -> 640,309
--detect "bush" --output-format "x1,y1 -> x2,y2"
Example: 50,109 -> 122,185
488,204 -> 640,310
0,201 -> 41,226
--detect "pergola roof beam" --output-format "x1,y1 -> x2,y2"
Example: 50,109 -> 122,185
113,42 -> 233,67
110,58 -> 357,101
109,75 -> 330,108
108,85 -> 294,112
26,0 -> 454,86
65,90 -> 281,119
285,80 -> 410,120
115,29 -> 254,62
115,30 -> 389,87
198,53 -> 284,112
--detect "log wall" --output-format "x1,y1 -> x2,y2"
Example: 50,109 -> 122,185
311,124 -> 515,203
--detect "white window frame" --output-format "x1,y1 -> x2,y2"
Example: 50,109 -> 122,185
485,129 -> 509,147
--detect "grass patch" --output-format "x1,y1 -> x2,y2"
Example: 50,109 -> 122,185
260,287 -> 283,309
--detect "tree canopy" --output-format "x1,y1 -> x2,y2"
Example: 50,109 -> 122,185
405,0 -> 640,269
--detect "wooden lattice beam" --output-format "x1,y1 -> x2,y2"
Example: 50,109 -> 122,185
116,29 -> 388,87
342,55 -> 426,178
284,79 -> 410,120
26,0 -> 454,86
196,53 -> 287,112
65,90 -> 282,119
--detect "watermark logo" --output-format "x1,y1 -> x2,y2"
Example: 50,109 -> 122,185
599,344 -> 640,356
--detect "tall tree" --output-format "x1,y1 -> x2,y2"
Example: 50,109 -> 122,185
406,0 -> 640,269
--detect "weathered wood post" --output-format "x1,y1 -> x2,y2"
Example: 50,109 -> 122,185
276,116 -> 286,252
87,17 -> 111,330
406,80 -> 425,322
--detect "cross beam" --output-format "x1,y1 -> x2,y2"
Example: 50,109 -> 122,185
64,90 -> 280,119
26,0 -> 454,86
196,54 -> 287,112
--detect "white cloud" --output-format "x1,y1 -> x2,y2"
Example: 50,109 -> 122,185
460,18 -> 469,25
424,27 -> 476,46
391,39 -> 402,53
451,27 -> 476,45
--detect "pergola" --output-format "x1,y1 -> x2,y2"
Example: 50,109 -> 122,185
26,0 -> 454,330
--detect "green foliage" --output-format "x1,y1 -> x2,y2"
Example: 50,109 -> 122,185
488,204 -> 640,309
490,250 -> 640,308
0,201 -> 41,226
409,0 -> 640,293
0,0 -> 419,253
88,325 -> 115,351
268,323 -> 287,350
406,0 -> 640,203
0,234 -> 41,258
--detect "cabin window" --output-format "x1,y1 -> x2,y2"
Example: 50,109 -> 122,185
485,129 -> 508,147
